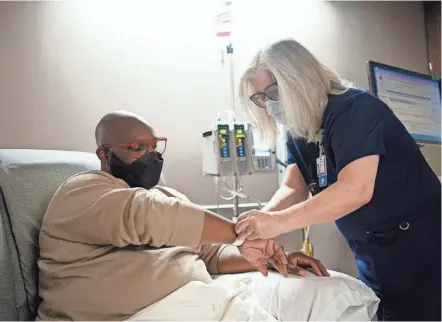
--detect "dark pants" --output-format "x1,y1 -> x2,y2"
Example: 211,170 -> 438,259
377,287 -> 441,321
368,198 -> 441,321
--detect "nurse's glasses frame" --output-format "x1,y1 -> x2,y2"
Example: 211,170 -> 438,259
249,82 -> 279,108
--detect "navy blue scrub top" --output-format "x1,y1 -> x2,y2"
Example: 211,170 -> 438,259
286,88 -> 441,295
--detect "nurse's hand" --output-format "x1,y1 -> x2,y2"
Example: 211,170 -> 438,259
235,209 -> 283,241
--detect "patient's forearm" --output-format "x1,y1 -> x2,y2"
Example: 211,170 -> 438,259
217,245 -> 258,274
199,211 -> 237,245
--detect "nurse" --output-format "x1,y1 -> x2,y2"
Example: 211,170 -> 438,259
235,39 -> 441,321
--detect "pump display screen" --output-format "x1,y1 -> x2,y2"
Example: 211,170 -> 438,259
234,124 -> 246,160
217,124 -> 231,160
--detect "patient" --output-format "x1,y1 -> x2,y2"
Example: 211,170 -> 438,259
37,111 -> 328,321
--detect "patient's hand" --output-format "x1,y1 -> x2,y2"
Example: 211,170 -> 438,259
238,239 -> 288,277
284,252 -> 330,277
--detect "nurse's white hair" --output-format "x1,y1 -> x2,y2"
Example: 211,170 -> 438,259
239,39 -> 350,144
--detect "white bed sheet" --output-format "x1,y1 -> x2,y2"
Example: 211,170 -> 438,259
127,270 -> 379,321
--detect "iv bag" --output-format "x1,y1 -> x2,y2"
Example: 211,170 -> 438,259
213,1 -> 234,50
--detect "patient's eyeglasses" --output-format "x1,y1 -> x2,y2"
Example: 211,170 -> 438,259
249,82 -> 279,109
103,137 -> 167,159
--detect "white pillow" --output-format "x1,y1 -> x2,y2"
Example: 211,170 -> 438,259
215,270 -> 380,321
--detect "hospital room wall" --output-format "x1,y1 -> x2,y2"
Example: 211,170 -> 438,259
0,1 -> 437,205
0,1 -> 438,275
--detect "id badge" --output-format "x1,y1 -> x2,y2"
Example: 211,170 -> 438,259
316,155 -> 328,188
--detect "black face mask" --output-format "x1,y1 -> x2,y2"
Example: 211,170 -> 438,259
108,151 -> 164,190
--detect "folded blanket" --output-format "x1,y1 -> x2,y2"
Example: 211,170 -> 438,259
226,271 -> 379,321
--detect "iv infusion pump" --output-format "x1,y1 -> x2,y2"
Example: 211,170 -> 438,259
202,122 -> 276,177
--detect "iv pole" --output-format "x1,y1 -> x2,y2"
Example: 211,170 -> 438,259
214,1 -> 240,219
226,44 -> 240,219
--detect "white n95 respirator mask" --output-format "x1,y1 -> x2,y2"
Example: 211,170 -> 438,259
265,100 -> 288,125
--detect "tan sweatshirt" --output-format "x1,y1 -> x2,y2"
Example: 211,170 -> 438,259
37,170 -> 226,321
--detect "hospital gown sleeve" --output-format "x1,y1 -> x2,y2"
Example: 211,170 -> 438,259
42,171 -> 205,248
327,93 -> 386,173
199,244 -> 230,275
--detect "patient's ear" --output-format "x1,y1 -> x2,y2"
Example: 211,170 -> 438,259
96,148 -> 109,171
96,148 -> 105,160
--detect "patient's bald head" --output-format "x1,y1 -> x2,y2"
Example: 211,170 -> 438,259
95,111 -> 155,171
95,110 -> 154,147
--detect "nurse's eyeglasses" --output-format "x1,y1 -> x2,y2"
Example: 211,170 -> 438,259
249,82 -> 279,109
